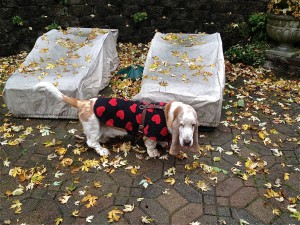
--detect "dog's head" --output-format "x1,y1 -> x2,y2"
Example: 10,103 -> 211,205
165,102 -> 199,156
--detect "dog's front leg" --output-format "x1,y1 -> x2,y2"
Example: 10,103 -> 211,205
144,138 -> 160,158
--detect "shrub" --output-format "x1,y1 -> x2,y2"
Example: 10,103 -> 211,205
46,22 -> 60,31
132,12 -> 148,23
12,16 -> 24,26
225,42 -> 269,67
248,13 -> 267,42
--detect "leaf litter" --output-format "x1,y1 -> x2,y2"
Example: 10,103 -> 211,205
0,43 -> 299,223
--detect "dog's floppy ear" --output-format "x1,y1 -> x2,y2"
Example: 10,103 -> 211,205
190,119 -> 199,152
169,106 -> 182,156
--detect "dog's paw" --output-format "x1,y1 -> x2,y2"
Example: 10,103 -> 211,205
147,149 -> 160,158
96,147 -> 110,156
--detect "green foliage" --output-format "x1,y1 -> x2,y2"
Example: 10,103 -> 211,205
59,0 -> 68,5
224,21 -> 250,44
131,12 -> 148,23
46,22 -> 60,31
225,12 -> 270,67
248,13 -> 267,42
12,16 -> 24,26
225,42 -> 270,67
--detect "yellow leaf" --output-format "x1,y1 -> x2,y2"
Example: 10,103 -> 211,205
40,48 -> 49,53
10,200 -> 22,214
93,181 -> 102,189
284,173 -> 289,181
85,55 -> 92,63
55,217 -> 63,225
81,194 -> 98,208
107,208 -> 124,222
242,124 -> 250,130
61,158 -> 73,167
9,167 -> 22,177
55,147 -> 67,155
272,208 -> 280,215
184,176 -> 193,185
196,180 -> 210,191
270,129 -> 278,134
213,157 -> 221,162
164,177 -> 176,185
159,81 -> 168,87
45,63 -> 57,69
72,210 -> 79,217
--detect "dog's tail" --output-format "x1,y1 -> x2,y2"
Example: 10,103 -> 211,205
33,82 -> 80,108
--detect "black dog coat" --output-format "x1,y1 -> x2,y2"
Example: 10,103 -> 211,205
93,97 -> 170,142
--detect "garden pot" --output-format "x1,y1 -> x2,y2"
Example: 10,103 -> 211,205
266,14 -> 300,57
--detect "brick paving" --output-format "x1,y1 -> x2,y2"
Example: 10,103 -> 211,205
0,73 -> 299,224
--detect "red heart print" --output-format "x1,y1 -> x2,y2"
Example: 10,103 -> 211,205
125,122 -> 133,131
136,114 -> 142,124
151,115 -> 161,124
109,98 -> 117,106
106,119 -> 114,127
147,108 -> 154,113
116,110 -> 125,120
130,104 -> 137,113
96,106 -> 105,116
149,137 -> 157,141
160,127 -> 168,136
143,125 -> 149,135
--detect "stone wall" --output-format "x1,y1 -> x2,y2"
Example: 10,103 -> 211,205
0,0 -> 268,56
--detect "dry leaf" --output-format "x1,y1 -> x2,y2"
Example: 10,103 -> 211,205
107,208 -> 124,222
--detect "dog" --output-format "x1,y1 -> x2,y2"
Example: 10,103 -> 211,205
34,82 -> 199,157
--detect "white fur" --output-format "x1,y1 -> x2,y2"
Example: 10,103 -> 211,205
168,102 -> 196,148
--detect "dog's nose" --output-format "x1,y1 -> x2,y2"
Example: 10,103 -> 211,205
183,139 -> 191,147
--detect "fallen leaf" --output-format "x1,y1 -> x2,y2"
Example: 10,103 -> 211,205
164,177 -> 176,185
107,208 -> 124,222
123,203 -> 134,212
58,195 -> 71,204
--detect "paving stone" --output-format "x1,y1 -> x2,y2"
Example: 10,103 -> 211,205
171,203 -> 203,225
110,170 -> 133,186
203,194 -> 215,204
216,177 -> 243,197
157,188 -> 188,213
230,187 -> 258,208
218,217 -> 239,225
204,204 -> 217,215
246,198 -> 276,224
140,198 -> 169,224
216,196 -> 229,206
197,215 -> 218,225
218,206 -> 231,217
124,207 -> 147,225
130,187 -> 143,197
231,208 -> 265,225
35,199 -> 61,224
174,180 -> 203,203
80,196 -> 113,217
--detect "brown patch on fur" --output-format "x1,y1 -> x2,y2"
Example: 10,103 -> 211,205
78,100 -> 94,122
173,105 -> 183,122
62,95 -> 79,108
169,105 -> 183,156
164,102 -> 172,128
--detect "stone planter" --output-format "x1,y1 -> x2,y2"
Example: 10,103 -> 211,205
266,14 -> 300,57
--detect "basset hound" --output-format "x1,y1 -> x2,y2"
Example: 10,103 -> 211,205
34,82 -> 199,157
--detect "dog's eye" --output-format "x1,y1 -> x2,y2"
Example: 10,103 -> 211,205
180,123 -> 184,127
